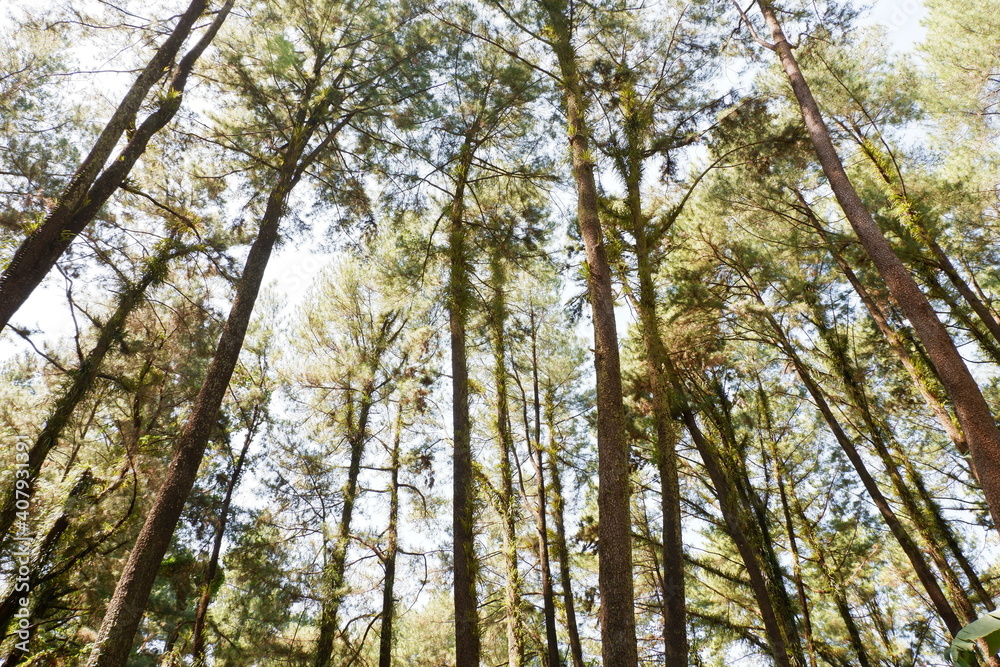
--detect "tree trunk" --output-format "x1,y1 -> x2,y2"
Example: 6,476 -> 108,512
83,125 -> 309,667
378,408 -> 403,667
546,402 -> 585,667
489,251 -> 525,667
316,389 -> 374,667
757,0 -> 1000,536
0,237 -> 188,547
702,382 -> 808,667
652,328 -> 801,665
760,385 -> 817,667
527,311 -> 560,667
682,406 -> 803,667
191,409 -> 259,663
449,134 -> 480,667
0,0 -> 231,331
805,292 -> 991,628
0,501 -> 73,637
899,455 -> 993,607
625,179 -> 688,665
539,1 -> 637,662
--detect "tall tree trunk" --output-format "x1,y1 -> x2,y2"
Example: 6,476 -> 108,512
316,389 -> 374,667
751,288 -> 963,635
539,2 -> 637,662
759,384 -> 816,667
626,205 -> 688,665
652,329 -> 801,665
489,251 -> 525,667
859,138 -> 1000,350
682,405 -> 803,667
527,310 -> 560,667
0,0 -> 231,331
702,382 -> 808,667
755,0 -> 1000,536
546,401 -> 585,667
378,408 -> 403,667
787,482 -> 874,667
83,121 -> 312,667
0,237 -> 189,547
191,409 -> 260,663
804,208 -> 970,456
449,133 -> 480,667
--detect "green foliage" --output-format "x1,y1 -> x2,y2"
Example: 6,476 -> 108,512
950,610 -> 1000,667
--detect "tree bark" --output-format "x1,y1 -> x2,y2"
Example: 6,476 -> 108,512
756,0 -> 1000,536
539,1 -> 637,662
527,311 -> 560,667
701,381 -> 808,667
0,237 -> 189,547
191,409 -> 259,663
682,406 -> 802,667
489,251 -> 525,667
805,291 -> 992,628
378,408 -> 403,667
546,403 -> 585,667
449,134 -> 480,667
624,177 -> 688,666
760,385 -> 817,667
0,0 -> 231,331
315,387 -> 374,667
84,124 -> 309,667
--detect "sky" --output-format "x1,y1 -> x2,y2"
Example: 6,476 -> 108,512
0,0 -> 931,364
868,0 -> 927,49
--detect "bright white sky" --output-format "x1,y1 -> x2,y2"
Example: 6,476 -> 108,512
869,0 -> 927,49
0,0 -> 930,362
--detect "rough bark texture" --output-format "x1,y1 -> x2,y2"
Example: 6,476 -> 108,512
683,407 -> 801,667
449,137 -> 480,667
540,1 -> 637,662
757,0 -> 1000,536
528,315 -> 560,667
0,0 -> 230,330
84,131 -> 305,667
627,185 -> 688,666
490,254 -> 524,667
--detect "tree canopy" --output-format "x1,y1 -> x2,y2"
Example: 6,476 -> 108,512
2,0 -> 1000,665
